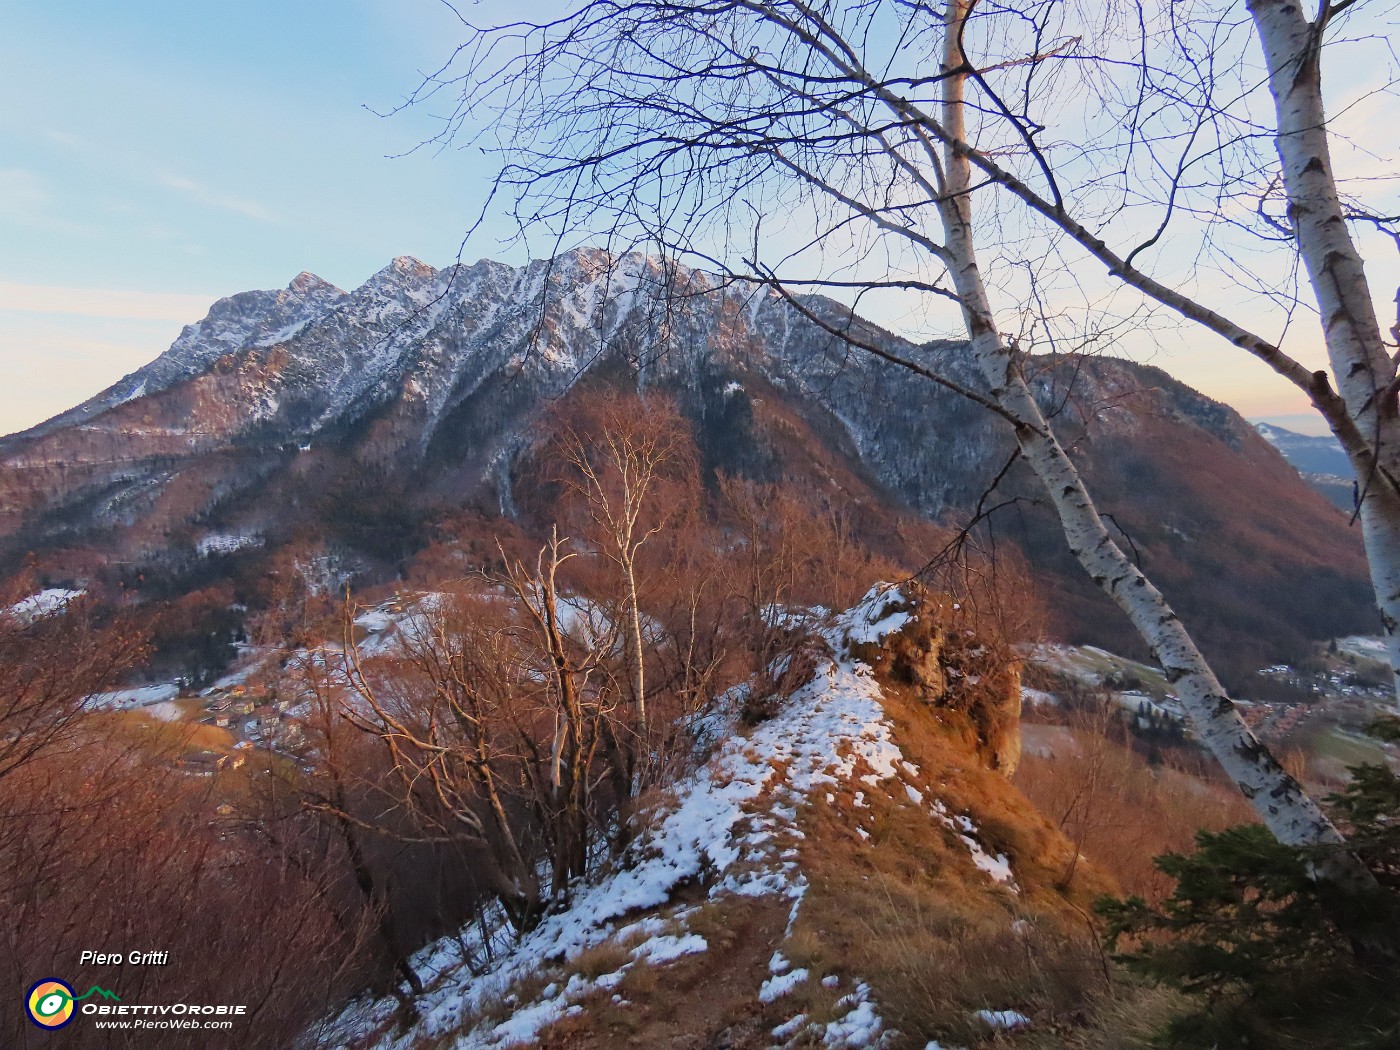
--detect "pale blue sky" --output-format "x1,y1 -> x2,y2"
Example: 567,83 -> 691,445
0,0 -> 521,435
1,1 -> 1394,438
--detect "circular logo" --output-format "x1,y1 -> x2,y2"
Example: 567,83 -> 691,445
26,979 -> 76,1029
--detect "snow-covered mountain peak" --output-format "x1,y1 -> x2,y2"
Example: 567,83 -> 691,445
288,271 -> 341,297
353,256 -> 445,311
380,255 -> 439,282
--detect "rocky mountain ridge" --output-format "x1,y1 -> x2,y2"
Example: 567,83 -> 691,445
0,249 -> 1374,680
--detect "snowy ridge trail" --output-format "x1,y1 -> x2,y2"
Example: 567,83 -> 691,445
315,586 -> 1014,1050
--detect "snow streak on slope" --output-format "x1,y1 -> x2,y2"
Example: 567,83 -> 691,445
317,586 -> 1018,1050
2,587 -> 84,622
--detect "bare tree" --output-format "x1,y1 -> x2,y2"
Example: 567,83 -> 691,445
336,528 -> 647,917
338,589 -> 551,927
0,591 -> 365,1050
0,587 -> 147,785
543,390 -> 698,730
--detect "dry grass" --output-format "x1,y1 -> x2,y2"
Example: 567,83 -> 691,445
616,956 -> 659,1001
1014,709 -> 1256,902
685,899 -> 744,954
784,681 -> 1122,1048
1023,981 -> 1189,1050
569,939 -> 634,982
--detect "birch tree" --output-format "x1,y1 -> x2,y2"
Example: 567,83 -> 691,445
878,0 -> 1400,698
427,0 -> 1400,702
1247,0 -> 1400,687
930,0 -> 1344,850
544,391 -> 697,732
404,0 -> 1380,855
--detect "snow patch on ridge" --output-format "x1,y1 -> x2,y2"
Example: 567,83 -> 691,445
317,589 -> 1009,1049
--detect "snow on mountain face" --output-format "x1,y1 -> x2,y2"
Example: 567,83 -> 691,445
0,249 -> 1339,532
0,252 -> 1364,587
14,272 -> 348,441
0,247 -> 1374,683
3,246 -> 997,513
1253,422 -> 1351,477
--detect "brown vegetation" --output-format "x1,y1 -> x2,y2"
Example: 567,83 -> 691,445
0,584 -> 371,1050
0,384 -> 1275,1049
1014,693 -> 1257,902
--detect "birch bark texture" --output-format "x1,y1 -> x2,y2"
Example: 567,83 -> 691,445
410,0 -> 1356,847
1248,0 -> 1400,698
939,0 -> 1343,848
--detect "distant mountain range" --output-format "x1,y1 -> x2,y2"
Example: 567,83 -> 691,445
1253,422 -> 1354,510
1252,422 -> 1350,476
0,250 -> 1374,684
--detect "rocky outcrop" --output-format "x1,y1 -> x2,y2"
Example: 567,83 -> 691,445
841,584 -> 1023,776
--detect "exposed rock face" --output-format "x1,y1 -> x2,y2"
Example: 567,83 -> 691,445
845,585 -> 1022,776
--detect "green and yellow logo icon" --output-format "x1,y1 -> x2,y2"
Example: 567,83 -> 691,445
25,979 -> 120,1029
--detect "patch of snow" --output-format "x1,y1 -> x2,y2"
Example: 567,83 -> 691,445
974,1008 -> 1031,1030
968,847 -> 1015,886
821,983 -> 889,1048
4,588 -> 84,622
760,967 -> 810,1003
1337,635 -> 1388,661
773,1014 -> 808,1039
835,584 -> 912,649
90,683 -> 182,710
353,605 -> 398,633
933,802 -> 1017,890
115,378 -> 147,405
196,533 -> 263,557
633,934 -> 706,965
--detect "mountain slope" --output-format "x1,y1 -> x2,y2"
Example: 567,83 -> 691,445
0,249 -> 1374,680
1007,360 -> 1374,677
1253,422 -> 1350,476
1253,422 -> 1354,510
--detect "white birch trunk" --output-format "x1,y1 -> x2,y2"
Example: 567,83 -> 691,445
624,558 -> 647,730
937,0 -> 1345,848
1248,0 -> 1400,701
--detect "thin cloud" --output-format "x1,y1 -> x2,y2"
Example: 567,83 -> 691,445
0,167 -> 103,237
155,172 -> 276,222
0,281 -> 217,323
